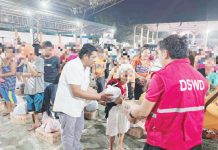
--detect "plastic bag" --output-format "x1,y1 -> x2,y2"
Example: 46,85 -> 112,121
104,85 -> 121,102
41,114 -> 61,133
86,101 -> 98,112
13,103 -> 27,115
44,119 -> 61,133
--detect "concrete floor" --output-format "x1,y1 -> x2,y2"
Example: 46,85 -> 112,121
0,103 -> 145,150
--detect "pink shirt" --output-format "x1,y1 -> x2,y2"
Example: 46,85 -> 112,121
214,65 -> 218,71
0,78 -> 4,82
67,53 -> 78,61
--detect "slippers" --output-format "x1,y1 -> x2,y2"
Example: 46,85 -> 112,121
203,128 -> 218,139
117,145 -> 125,150
2,112 -> 10,117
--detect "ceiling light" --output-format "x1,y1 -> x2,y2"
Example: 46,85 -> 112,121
110,28 -> 116,34
26,9 -> 32,16
75,21 -> 82,27
41,0 -> 49,8
206,29 -> 211,34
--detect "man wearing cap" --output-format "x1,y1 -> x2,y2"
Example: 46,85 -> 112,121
123,35 -> 208,150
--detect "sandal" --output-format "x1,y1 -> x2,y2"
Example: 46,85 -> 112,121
203,129 -> 218,139
117,145 -> 125,150
2,112 -> 10,116
27,124 -> 41,131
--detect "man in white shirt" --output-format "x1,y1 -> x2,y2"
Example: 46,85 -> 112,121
53,44 -> 111,150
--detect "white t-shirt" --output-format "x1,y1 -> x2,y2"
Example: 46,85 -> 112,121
53,57 -> 90,117
0,53 -> 5,67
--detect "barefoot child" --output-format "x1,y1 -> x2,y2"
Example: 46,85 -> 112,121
0,47 -> 17,116
105,65 -> 134,150
22,47 -> 44,131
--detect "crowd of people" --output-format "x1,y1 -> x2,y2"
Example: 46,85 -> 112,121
0,34 -> 218,150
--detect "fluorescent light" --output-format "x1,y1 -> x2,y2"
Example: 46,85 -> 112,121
75,21 -> 82,27
110,28 -> 116,34
26,9 -> 32,16
41,0 -> 49,8
4,16 -> 8,22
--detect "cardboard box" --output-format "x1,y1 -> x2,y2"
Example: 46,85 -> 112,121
127,127 -> 144,138
15,89 -> 22,96
35,127 -> 61,144
10,113 -> 32,124
121,100 -> 142,115
84,110 -> 98,120
0,102 -> 5,112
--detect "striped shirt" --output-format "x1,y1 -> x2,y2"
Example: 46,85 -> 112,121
1,63 -> 16,91
23,57 -> 44,95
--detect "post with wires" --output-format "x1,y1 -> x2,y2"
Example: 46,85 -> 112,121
152,31 -> 154,43
133,25 -> 137,48
140,25 -> 144,47
156,23 -> 159,44
205,21 -> 210,51
146,29 -> 150,44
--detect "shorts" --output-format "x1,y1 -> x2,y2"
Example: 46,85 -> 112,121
16,66 -> 24,73
0,86 -> 17,104
26,93 -> 44,113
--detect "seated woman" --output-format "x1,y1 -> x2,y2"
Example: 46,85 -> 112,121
131,48 -> 153,100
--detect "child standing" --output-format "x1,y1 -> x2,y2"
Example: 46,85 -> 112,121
0,47 -> 17,116
105,66 -> 133,150
22,47 -> 44,131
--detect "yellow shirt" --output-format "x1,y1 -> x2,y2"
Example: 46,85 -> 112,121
94,58 -> 106,78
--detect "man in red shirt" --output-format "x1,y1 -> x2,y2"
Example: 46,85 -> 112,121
123,35 -> 208,150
